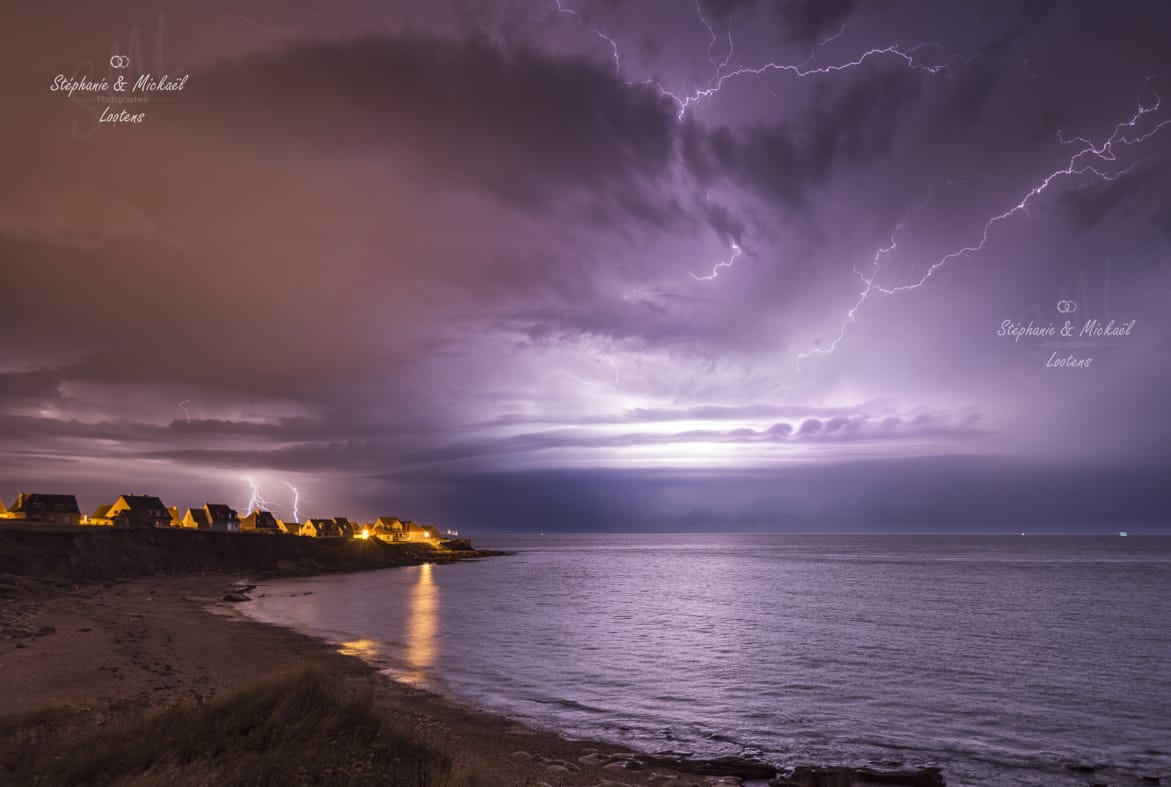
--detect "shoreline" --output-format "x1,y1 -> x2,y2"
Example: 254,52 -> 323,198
0,558 -> 948,786
0,574 -> 752,786
231,573 -> 947,787
0,541 -> 950,786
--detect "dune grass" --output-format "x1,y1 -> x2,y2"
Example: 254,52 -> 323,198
0,667 -> 457,786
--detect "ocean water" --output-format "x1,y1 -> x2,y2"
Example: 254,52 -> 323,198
242,535 -> 1171,786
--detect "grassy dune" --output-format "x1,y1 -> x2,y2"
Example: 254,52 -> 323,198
0,668 -> 462,787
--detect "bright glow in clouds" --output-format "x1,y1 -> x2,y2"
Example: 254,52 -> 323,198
1,1 -> 1169,527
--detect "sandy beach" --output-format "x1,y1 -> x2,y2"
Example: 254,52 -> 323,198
0,574 -> 741,787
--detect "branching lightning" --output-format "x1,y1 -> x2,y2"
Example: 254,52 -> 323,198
284,481 -> 301,522
551,0 -> 962,120
217,2 -> 1167,381
553,0 -> 622,74
669,43 -> 960,120
694,0 -> 733,89
807,21 -> 851,60
235,473 -> 274,516
690,242 -> 742,281
796,191 -> 942,362
532,355 -> 621,392
798,84 -> 1170,364
551,0 -> 963,291
229,471 -> 303,520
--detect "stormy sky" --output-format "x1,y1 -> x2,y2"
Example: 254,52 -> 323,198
2,0 -> 1170,531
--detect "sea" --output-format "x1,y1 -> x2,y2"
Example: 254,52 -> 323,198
242,534 -> 1171,786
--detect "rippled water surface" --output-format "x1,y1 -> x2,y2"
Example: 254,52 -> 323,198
244,535 -> 1171,786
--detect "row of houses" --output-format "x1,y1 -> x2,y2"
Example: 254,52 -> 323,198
0,492 -> 443,542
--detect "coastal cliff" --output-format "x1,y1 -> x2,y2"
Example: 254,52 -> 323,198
0,525 -> 497,588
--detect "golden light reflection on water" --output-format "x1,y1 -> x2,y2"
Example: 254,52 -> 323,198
338,638 -> 380,659
404,562 -> 438,682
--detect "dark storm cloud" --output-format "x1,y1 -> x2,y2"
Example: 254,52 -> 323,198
122,399 -> 989,480
2,0 -> 1170,528
185,33 -> 678,210
701,200 -> 745,243
937,65 -> 1000,126
682,71 -> 921,207
0,411 -> 383,445
772,0 -> 857,46
377,456 -> 1171,532
0,231 -> 461,411
146,442 -> 367,474
0,368 -> 62,405
698,0 -> 859,46
0,236 -> 197,351
981,0 -> 1057,58
1058,170 -> 1156,234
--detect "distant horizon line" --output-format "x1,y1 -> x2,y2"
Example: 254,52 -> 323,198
470,529 -> 1170,536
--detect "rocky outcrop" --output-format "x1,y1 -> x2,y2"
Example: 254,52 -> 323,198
770,765 -> 946,786
642,754 -> 777,779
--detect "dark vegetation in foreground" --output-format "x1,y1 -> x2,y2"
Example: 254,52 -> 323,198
0,525 -> 500,589
0,668 -> 465,787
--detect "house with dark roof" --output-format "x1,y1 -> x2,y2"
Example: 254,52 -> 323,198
400,520 -> 441,542
182,503 -> 239,532
105,495 -> 172,528
239,510 -> 281,534
333,517 -> 356,539
370,516 -> 406,541
366,517 -> 440,543
182,508 -> 211,529
277,519 -> 301,535
206,503 -> 240,531
1,493 -> 82,525
300,518 -> 342,538
86,504 -> 116,526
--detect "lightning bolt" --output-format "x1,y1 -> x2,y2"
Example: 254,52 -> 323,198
669,42 -> 961,120
177,399 -> 191,421
797,83 -> 1170,364
694,0 -> 733,88
551,0 -> 963,120
228,471 -> 308,520
532,355 -> 621,392
237,473 -> 273,515
553,0 -> 622,74
796,192 -> 940,362
690,241 -> 743,281
604,356 -> 620,383
284,481 -> 301,522
808,20 -> 851,57
552,1 -> 963,290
